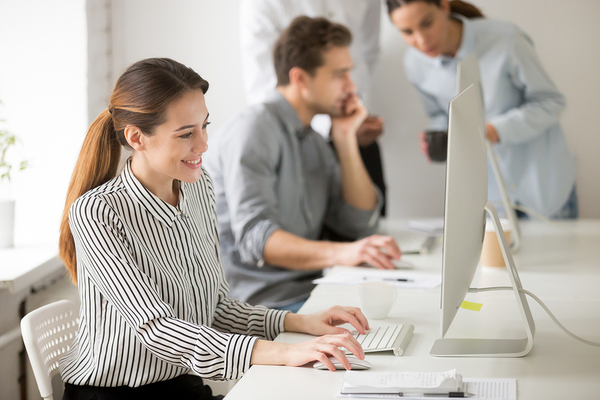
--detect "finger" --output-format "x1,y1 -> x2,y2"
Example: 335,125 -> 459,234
329,309 -> 367,335
325,332 -> 365,360
319,343 -> 352,370
343,307 -> 370,331
365,247 -> 395,269
367,236 -> 402,259
319,324 -> 350,336
315,352 -> 337,372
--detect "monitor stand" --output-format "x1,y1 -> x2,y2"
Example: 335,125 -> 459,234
486,141 -> 522,252
430,202 -> 535,357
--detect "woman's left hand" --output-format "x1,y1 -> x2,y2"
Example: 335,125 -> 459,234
284,305 -> 370,336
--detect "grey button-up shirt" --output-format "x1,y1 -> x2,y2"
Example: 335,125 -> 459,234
205,90 -> 382,308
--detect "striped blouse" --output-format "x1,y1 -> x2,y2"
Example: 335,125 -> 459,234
59,160 -> 288,387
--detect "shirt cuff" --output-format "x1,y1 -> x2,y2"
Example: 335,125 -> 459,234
223,334 -> 259,380
238,219 -> 281,267
264,309 -> 289,340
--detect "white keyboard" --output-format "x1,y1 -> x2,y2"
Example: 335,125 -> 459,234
395,230 -> 435,255
347,324 -> 414,356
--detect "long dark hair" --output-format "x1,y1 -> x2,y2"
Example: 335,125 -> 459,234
59,58 -> 209,282
386,0 -> 484,18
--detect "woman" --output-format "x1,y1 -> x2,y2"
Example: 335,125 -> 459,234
387,0 -> 578,218
58,58 -> 368,400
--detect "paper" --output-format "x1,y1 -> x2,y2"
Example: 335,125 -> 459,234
461,300 -> 483,311
343,369 -> 457,389
464,379 -> 517,400
335,378 -> 517,399
313,268 -> 441,289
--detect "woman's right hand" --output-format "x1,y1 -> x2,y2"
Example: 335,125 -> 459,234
283,332 -> 365,371
419,131 -> 431,162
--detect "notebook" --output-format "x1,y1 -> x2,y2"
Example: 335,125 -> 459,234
346,324 -> 414,357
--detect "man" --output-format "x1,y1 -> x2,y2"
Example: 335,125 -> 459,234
239,0 -> 387,215
205,17 -> 400,312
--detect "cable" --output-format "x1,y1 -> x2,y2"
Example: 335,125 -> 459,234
489,200 -> 563,229
469,286 -> 600,347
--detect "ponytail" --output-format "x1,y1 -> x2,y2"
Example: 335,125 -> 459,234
386,0 -> 484,19
448,0 -> 484,18
59,109 -> 121,282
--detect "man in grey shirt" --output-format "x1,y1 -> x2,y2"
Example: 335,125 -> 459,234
205,16 -> 400,311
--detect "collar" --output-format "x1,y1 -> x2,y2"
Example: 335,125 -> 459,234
121,159 -> 188,227
432,14 -> 476,67
264,90 -> 314,140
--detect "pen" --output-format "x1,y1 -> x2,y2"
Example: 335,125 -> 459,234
400,392 -> 468,397
362,277 -> 413,282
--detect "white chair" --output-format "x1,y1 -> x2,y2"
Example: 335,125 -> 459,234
21,300 -> 79,400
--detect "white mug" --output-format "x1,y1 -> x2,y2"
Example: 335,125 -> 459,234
358,282 -> 397,319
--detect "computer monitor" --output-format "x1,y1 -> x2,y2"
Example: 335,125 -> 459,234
455,53 -> 521,251
429,84 -> 535,357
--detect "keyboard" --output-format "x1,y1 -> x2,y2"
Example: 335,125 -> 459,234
347,324 -> 414,357
395,230 -> 436,255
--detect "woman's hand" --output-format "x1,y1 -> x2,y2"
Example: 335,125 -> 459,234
419,131 -> 431,162
285,305 -> 370,336
283,333 -> 365,371
251,332 -> 366,372
485,123 -> 500,143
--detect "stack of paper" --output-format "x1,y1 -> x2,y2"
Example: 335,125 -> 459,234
313,268 -> 441,289
337,369 -> 517,399
340,369 -> 463,397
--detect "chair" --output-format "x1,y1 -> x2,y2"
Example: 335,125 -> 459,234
21,300 -> 79,400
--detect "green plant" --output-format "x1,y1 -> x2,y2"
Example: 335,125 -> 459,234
0,105 -> 28,183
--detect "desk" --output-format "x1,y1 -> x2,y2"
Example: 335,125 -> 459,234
224,220 -> 600,399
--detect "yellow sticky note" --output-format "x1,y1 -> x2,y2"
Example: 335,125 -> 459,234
461,301 -> 483,311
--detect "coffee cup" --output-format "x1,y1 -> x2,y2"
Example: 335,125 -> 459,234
480,219 -> 511,267
425,130 -> 448,162
358,282 -> 397,319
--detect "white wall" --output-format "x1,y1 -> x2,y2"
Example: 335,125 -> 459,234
0,0 -> 87,244
108,0 -> 599,218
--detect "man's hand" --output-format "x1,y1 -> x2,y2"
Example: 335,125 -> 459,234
336,235 -> 402,270
330,94 -> 369,144
356,116 -> 384,147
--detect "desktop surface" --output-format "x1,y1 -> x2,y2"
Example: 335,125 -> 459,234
224,220 -> 600,400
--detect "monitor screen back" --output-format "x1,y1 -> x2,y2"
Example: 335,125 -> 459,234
440,84 -> 488,337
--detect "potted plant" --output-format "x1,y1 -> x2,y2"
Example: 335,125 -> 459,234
0,103 -> 28,248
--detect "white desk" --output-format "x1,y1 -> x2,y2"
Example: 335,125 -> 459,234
0,244 -> 63,293
224,220 -> 600,399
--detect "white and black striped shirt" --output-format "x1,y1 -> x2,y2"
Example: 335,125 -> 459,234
59,160 -> 287,387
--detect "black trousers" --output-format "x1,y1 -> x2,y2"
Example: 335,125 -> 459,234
63,374 -> 224,400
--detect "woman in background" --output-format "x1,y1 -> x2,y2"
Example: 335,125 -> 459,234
387,0 -> 577,218
58,58 -> 368,400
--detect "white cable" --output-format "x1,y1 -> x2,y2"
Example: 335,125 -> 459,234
489,200 -> 562,229
469,286 -> 600,347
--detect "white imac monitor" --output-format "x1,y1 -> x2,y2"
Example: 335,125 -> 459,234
456,54 -> 521,251
429,84 -> 535,357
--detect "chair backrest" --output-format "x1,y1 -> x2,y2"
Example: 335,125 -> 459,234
21,300 -> 79,400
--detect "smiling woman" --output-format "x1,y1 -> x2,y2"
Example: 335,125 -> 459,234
55,58 -> 373,400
